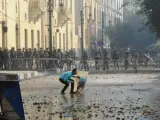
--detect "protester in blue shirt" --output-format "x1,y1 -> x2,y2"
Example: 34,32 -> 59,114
59,68 -> 79,94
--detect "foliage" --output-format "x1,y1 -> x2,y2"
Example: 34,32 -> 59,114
135,0 -> 160,37
105,10 -> 156,50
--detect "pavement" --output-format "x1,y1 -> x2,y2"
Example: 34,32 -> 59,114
1,67 -> 160,81
20,73 -> 160,120
0,70 -> 56,80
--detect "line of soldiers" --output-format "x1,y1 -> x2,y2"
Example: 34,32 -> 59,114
0,47 -> 76,70
81,49 -> 157,71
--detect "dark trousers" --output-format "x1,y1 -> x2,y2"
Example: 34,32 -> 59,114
59,78 -> 74,93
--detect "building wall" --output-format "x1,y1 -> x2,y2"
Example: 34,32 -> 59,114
0,0 -> 7,48
19,0 -> 42,49
0,0 -> 46,49
52,0 -> 78,52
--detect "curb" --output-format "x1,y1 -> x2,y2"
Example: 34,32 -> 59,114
0,71 -> 50,80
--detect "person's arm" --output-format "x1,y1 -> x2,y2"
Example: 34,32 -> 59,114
63,75 -> 74,83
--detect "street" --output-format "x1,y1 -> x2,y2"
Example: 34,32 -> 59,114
20,74 -> 160,120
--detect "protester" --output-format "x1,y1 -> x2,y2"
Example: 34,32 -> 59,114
59,68 -> 78,94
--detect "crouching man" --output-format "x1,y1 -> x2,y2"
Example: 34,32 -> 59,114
59,68 -> 78,94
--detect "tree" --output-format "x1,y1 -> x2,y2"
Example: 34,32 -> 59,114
135,0 -> 160,36
105,10 -> 156,50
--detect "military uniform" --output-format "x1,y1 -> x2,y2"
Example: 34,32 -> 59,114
144,51 -> 149,68
52,48 -> 57,68
24,49 -> 30,69
32,49 -> 40,69
43,50 -> 49,68
57,49 -> 62,68
28,49 -> 33,69
82,51 -> 89,71
138,52 -> 143,66
112,50 -> 119,70
0,48 -> 4,69
39,48 -> 44,69
3,49 -> 9,70
103,50 -> 109,70
124,52 -> 129,70
95,50 -> 101,70
10,48 -> 16,69
132,51 -> 138,73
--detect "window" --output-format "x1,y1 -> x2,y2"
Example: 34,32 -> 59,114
31,30 -> 34,49
63,33 -> 65,51
70,32 -> 73,49
25,13 -> 27,20
59,33 -> 61,49
53,36 -> 55,47
55,33 -> 57,49
59,0 -> 64,5
37,30 -> 40,49
24,29 -> 28,48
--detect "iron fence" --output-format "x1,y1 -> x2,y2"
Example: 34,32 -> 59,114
1,58 -> 160,73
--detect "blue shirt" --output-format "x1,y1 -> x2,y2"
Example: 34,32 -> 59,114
59,71 -> 73,83
78,77 -> 87,86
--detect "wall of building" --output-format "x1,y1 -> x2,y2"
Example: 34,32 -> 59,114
0,0 -> 7,48
52,0 -> 79,52
0,0 -> 46,49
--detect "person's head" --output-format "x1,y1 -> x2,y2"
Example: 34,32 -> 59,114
72,68 -> 77,75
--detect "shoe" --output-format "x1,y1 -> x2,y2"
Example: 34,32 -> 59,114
61,92 -> 65,95
70,91 -> 77,94
70,92 -> 74,94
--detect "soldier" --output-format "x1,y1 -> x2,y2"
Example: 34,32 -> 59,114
57,49 -> 62,68
24,48 -> 30,69
132,50 -> 138,73
28,48 -> 33,69
3,48 -> 9,70
32,48 -> 40,69
124,51 -> 129,70
95,50 -> 101,70
52,47 -> 57,58
144,50 -> 149,68
65,51 -> 72,71
43,50 -> 49,68
138,52 -> 143,66
10,47 -> 16,69
16,49 -> 23,68
39,48 -> 44,69
69,49 -> 75,67
82,51 -> 89,71
60,51 -> 65,69
0,48 -> 4,69
52,47 -> 57,68
112,50 -> 119,70
103,50 -> 109,70
44,48 -> 50,68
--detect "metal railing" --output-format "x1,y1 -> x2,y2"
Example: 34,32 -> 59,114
1,58 -> 160,73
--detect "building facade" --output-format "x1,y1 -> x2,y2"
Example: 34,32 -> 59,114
0,0 -> 123,54
0,0 -> 47,49
74,0 -> 123,57
0,0 -> 79,51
